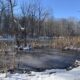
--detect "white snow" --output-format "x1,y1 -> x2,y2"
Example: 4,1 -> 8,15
23,46 -> 30,50
0,66 -> 80,80
64,46 -> 80,51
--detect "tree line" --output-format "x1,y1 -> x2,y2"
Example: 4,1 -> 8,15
0,0 -> 80,38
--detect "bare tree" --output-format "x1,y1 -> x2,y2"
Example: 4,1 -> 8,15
0,0 -> 6,34
37,1 -> 49,36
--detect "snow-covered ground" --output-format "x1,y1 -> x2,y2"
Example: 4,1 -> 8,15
0,66 -> 80,80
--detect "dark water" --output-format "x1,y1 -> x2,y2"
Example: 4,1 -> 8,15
16,49 -> 80,72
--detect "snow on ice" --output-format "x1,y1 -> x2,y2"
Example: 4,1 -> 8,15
0,66 -> 80,80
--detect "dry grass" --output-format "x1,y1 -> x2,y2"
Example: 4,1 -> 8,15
19,37 -> 80,49
0,41 -> 16,72
0,36 -> 80,51
51,36 -> 80,49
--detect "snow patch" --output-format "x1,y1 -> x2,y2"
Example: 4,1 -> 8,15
0,66 -> 80,80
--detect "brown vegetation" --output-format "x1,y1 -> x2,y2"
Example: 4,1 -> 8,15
50,37 -> 80,49
22,37 -> 80,49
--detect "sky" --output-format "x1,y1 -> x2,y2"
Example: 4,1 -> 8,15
16,0 -> 80,19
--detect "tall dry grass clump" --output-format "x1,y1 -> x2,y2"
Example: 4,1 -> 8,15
51,37 -> 80,49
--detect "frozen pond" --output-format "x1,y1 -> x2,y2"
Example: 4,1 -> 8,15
15,48 -> 80,71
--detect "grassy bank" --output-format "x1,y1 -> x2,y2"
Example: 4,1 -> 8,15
28,37 -> 80,49
51,37 -> 80,49
0,36 -> 80,50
